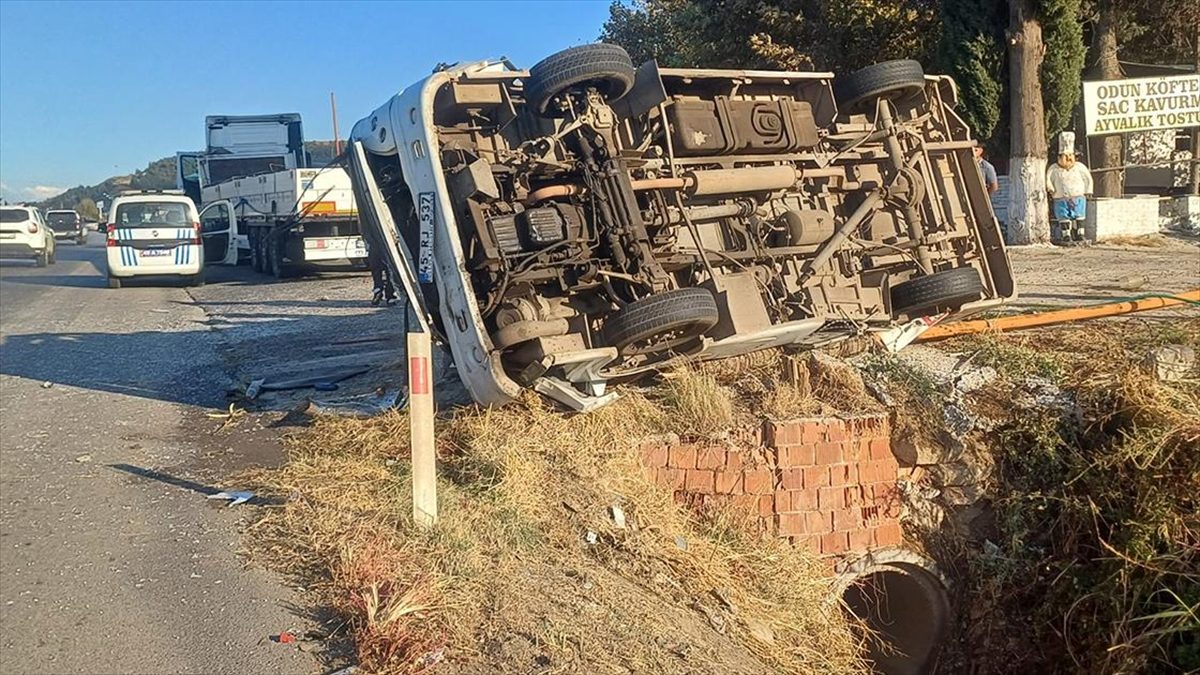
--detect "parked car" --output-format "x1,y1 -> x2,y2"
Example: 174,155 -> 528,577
46,209 -> 87,244
349,45 -> 1015,410
105,191 -> 203,288
0,205 -> 56,267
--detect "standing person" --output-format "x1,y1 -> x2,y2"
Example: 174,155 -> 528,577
1045,131 -> 1094,245
975,145 -> 999,195
365,235 -> 397,306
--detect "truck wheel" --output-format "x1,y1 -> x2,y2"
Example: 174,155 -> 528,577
76,234 -> 86,246
108,275 -> 122,289
890,266 -> 985,316
35,251 -> 48,267
602,287 -> 719,354
835,60 -> 926,115
48,246 -> 56,264
525,43 -> 636,117
250,232 -> 263,272
268,237 -> 293,279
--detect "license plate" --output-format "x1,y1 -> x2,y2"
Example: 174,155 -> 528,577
142,248 -> 171,257
417,192 -> 435,283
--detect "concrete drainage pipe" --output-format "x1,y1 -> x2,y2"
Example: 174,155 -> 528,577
835,549 -> 951,675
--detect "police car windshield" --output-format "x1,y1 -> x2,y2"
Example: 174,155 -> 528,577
114,202 -> 189,228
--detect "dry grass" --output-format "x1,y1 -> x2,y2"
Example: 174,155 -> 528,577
241,380 -> 867,674
700,349 -> 882,423
658,367 -> 735,438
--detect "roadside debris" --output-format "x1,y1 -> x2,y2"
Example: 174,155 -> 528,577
207,490 -> 254,507
206,403 -> 247,430
608,503 -> 627,529
1145,344 -> 1195,382
40,381 -> 52,389
302,388 -> 406,418
74,454 -> 92,463
245,378 -> 265,400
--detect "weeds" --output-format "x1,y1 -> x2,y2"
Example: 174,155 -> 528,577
242,380 -> 866,674
940,318 -> 1200,673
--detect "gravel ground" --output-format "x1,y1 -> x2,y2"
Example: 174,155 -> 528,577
1005,234 -> 1200,313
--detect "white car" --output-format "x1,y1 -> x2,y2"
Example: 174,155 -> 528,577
105,191 -> 204,288
0,206 -> 56,267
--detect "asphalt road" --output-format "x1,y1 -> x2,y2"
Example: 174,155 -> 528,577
0,235 -> 317,674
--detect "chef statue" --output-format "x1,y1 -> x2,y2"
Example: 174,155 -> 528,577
1045,131 -> 1094,245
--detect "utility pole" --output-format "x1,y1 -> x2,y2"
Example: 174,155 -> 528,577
331,92 -> 342,157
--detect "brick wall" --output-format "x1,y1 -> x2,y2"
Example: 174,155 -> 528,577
640,415 -> 902,559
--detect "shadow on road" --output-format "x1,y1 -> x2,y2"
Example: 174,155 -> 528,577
108,463 -> 282,505
0,311 -> 422,410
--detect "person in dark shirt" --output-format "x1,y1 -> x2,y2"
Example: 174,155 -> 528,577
974,146 -> 999,194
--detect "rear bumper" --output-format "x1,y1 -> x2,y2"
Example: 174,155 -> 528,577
52,230 -> 83,239
0,242 -> 42,258
301,236 -> 367,262
107,245 -> 202,277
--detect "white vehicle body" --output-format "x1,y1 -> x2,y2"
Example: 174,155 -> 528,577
349,51 -> 1014,411
0,206 -> 56,266
104,192 -> 210,286
351,61 -> 523,407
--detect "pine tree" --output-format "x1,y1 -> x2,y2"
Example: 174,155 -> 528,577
936,0 -> 1007,145
1038,0 -> 1086,138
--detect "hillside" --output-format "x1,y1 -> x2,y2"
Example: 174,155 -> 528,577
36,141 -> 339,211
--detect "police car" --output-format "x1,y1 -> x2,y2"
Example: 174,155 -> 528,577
105,191 -> 204,288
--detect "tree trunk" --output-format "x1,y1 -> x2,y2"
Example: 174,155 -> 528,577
1090,0 -> 1123,197
1007,0 -> 1050,244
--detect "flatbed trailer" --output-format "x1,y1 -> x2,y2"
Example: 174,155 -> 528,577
198,166 -> 366,277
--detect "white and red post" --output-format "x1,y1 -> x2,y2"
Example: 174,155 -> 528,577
408,331 -> 437,528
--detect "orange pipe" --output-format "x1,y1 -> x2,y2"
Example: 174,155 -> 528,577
916,289 -> 1200,341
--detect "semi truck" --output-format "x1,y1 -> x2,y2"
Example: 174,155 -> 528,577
176,113 -> 366,277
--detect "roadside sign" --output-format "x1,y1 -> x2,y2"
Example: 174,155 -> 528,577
1083,74 -> 1200,136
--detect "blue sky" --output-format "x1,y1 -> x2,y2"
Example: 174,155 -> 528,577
0,0 -> 613,203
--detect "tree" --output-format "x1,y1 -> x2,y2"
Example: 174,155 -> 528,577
75,197 -> 100,221
1007,0 -> 1051,244
1088,0 -> 1123,197
937,0 -> 1007,145
1039,0 -> 1086,138
602,0 -> 940,73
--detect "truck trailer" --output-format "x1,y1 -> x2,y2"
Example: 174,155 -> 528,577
177,113 -> 367,277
